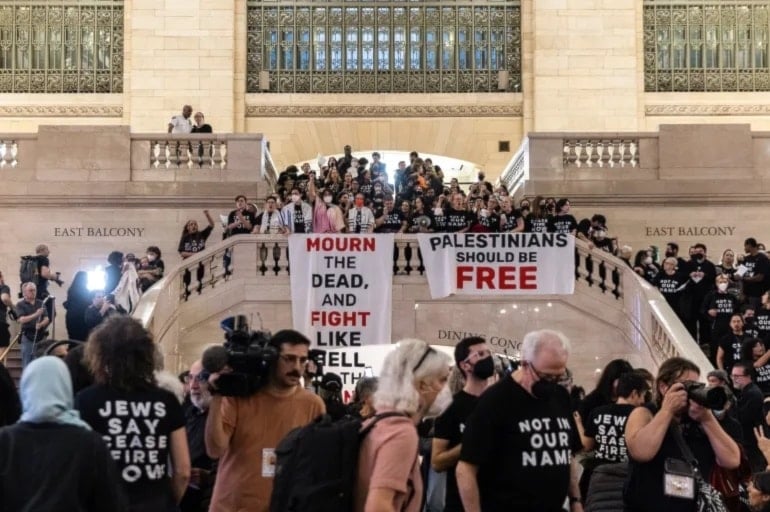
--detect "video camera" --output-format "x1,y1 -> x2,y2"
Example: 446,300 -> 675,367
202,315 -> 277,397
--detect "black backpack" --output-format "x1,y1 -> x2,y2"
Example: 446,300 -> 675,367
19,255 -> 39,288
270,411 -> 407,512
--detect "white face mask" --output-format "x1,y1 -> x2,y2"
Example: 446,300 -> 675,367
643,256 -> 653,265
291,194 -> 301,204
424,384 -> 453,418
147,254 -> 156,262
323,196 -> 333,204
718,282 -> 728,292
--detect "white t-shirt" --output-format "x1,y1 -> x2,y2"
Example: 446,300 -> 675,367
169,115 -> 192,134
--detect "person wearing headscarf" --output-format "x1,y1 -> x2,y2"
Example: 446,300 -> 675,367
0,356 -> 125,511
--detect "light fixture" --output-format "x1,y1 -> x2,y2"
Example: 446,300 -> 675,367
86,266 -> 106,292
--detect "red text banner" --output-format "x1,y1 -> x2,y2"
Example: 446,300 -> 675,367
289,234 -> 394,347
417,233 -> 575,298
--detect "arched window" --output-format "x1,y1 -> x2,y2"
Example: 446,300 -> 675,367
247,0 -> 521,93
0,0 -> 123,93
645,0 -> 770,91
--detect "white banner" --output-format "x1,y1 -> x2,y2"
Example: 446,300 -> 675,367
417,233 -> 575,298
289,234 -> 394,348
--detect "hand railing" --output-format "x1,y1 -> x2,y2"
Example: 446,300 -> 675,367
497,137 -> 529,194
0,332 -> 21,365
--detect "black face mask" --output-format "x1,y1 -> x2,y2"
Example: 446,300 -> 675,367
532,379 -> 560,401
665,250 -> 675,258
472,356 -> 495,380
691,254 -> 704,262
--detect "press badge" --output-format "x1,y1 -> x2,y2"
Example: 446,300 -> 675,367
663,458 -> 695,499
262,448 -> 276,477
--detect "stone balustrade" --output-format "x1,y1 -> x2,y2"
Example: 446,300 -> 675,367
134,234 -> 711,376
563,139 -> 639,168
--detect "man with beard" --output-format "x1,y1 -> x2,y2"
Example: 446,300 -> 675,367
206,330 -> 325,512
681,243 -> 717,345
181,360 -> 217,512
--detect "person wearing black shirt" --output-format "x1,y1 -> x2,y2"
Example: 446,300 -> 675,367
105,251 -> 124,295
742,339 -> 770,395
375,197 -> 407,233
717,314 -> 751,375
664,242 -> 688,271
32,244 -> 62,320
457,330 -> 583,512
730,361 -> 767,472
138,246 -> 165,293
472,202 -> 501,233
181,361 -> 217,512
499,197 -> 524,233
756,293 -> 770,338
444,193 -> 473,233
0,271 -> 13,347
226,195 -> 257,237
76,316 -> 190,511
0,356 -> 126,512
700,274 -> 738,363
624,357 -> 740,512
633,249 -> 660,284
653,258 -> 688,320
337,145 -> 354,175
179,210 -> 215,259
680,243 -> 718,345
737,238 -> 770,310
432,337 -> 493,512
15,282 -> 49,368
548,198 -> 578,236
579,371 -> 649,504
84,290 -> 117,335
577,359 -> 634,430
191,112 -> 212,133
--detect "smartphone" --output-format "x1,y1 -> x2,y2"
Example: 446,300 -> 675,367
364,366 -> 374,378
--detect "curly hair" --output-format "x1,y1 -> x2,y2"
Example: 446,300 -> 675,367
85,316 -> 157,392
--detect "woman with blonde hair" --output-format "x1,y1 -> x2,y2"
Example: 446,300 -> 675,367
354,339 -> 452,512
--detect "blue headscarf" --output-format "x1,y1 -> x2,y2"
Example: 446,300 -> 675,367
20,356 -> 91,430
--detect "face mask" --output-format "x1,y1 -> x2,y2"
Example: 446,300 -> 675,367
425,384 -> 453,418
692,254 -> 704,262
521,208 -> 530,216
717,282 -> 728,292
323,196 -> 333,204
292,194 -> 301,204
531,378 -> 561,401
665,250 -> 675,258
147,254 -> 156,262
434,208 -> 443,216
643,256 -> 653,265
355,198 -> 364,208
594,231 -> 606,240
472,356 -> 495,380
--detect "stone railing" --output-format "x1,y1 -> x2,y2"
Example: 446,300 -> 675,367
498,137 -> 529,195
563,139 -> 639,168
0,134 -> 37,169
134,234 -> 710,372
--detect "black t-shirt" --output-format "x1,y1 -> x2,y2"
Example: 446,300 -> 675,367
701,291 -> 737,336
15,298 -> 47,337
473,211 -> 501,232
443,208 -> 472,233
681,258 -> 717,297
755,362 -> 770,395
653,272 -> 687,311
584,403 -> 636,462
226,209 -> 257,236
548,214 -> 578,235
293,204 -> 307,234
36,255 -> 50,297
76,384 -> 185,503
376,210 -> 405,233
433,390 -> 480,512
0,284 -> 9,323
178,225 -> 213,255
526,216 -> 550,234
742,253 -> 770,298
460,377 -> 582,512
500,210 -> 522,232
756,309 -> 770,337
409,211 -> 434,232
718,332 -> 750,374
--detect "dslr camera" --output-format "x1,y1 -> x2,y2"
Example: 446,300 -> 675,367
207,315 -> 277,397
682,381 -> 727,410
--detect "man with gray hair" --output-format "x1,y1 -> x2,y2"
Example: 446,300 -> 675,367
14,282 -> 49,368
456,330 -> 583,512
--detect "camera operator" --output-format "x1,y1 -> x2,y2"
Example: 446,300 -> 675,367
205,329 -> 325,512
730,361 -> 767,472
624,357 -> 740,512
319,372 -> 347,421
32,244 -> 63,321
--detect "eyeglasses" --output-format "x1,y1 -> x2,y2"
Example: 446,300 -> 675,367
530,363 -> 566,383
280,354 -> 309,366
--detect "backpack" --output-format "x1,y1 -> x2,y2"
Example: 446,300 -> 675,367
19,255 -> 39,288
270,412 -> 407,512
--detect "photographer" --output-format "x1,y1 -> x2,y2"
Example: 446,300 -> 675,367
205,329 -> 325,512
624,357 -> 740,512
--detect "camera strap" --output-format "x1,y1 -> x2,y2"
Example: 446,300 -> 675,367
671,423 -> 700,473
